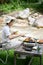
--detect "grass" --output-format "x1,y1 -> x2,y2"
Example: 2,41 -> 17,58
0,49 -> 43,65
0,1 -> 43,14
0,49 -> 14,65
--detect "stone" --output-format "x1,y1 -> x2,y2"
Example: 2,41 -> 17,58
15,19 -> 28,23
0,17 -> 3,23
8,11 -> 20,18
33,13 -> 39,17
13,19 -> 28,27
0,17 -> 5,29
18,8 -> 30,19
35,16 -> 43,27
28,16 -> 36,25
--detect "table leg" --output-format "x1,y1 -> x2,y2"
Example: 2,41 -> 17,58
28,56 -> 34,65
40,56 -> 42,65
14,53 -> 16,65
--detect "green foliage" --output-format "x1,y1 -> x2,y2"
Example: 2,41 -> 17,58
28,0 -> 38,3
36,2 -> 43,13
0,50 -> 43,65
0,0 -> 43,14
0,0 -> 39,3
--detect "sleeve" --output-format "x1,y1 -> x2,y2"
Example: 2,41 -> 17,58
4,27 -> 11,37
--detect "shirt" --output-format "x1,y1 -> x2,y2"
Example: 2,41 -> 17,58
2,25 -> 11,43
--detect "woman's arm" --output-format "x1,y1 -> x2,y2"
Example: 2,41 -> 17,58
8,34 -> 20,40
8,34 -> 25,40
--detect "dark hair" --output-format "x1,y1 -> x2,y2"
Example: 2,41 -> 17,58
10,19 -> 14,22
6,19 -> 14,25
6,23 -> 9,25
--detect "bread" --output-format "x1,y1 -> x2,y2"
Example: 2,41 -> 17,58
26,38 -> 30,41
23,37 -> 35,43
38,40 -> 43,44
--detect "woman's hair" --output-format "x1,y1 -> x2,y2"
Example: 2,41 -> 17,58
10,19 -> 14,22
6,23 -> 8,25
6,19 -> 14,25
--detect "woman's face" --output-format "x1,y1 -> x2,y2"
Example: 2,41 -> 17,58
9,20 -> 14,27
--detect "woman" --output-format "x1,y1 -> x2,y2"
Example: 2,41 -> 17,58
2,16 -> 23,49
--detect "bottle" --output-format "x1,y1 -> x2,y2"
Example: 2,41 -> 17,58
37,44 -> 40,53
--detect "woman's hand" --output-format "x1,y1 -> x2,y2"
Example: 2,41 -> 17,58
19,34 -> 25,37
12,31 -> 18,35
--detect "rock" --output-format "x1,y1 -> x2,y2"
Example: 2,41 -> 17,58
29,13 -> 39,19
13,19 -> 28,27
7,8 -> 32,19
32,13 -> 43,19
38,14 -> 43,18
0,17 -> 3,23
33,28 -> 43,39
33,13 -> 39,17
0,17 -> 5,29
18,8 -> 30,19
28,14 -> 43,27
35,16 -> 43,27
28,16 -> 36,25
8,11 -> 20,18
15,19 -> 28,23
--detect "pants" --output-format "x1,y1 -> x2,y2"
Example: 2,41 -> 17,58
2,39 -> 22,50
